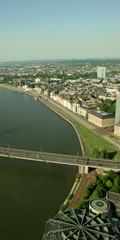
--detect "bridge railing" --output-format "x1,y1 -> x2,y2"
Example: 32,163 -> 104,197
0,147 -> 120,170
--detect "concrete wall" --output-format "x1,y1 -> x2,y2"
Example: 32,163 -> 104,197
114,124 -> 120,137
88,113 -> 115,127
72,103 -> 78,113
79,106 -> 88,117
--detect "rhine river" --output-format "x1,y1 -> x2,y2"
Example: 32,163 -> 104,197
0,87 -> 81,240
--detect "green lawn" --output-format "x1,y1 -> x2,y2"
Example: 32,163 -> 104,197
74,121 -> 120,160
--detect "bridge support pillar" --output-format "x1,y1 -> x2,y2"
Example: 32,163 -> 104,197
78,166 -> 89,174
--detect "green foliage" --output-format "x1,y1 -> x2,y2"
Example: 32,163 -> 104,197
91,189 -> 100,199
67,194 -> 74,201
84,188 -> 91,199
86,171 -> 120,201
96,185 -> 106,197
84,183 -> 96,199
74,121 -> 120,160
84,97 -> 90,101
106,180 -> 113,188
76,173 -> 81,181
92,147 -> 99,158
114,176 -> 120,187
82,72 -> 97,79
75,199 -> 89,209
110,186 -> 120,193
97,99 -> 116,114
92,148 -> 109,159
106,170 -> 118,180
60,201 -> 69,211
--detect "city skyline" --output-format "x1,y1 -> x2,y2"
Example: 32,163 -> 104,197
0,0 -> 120,62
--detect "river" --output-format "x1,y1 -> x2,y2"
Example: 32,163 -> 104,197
0,87 -> 81,240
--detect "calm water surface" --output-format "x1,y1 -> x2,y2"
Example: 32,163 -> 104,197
0,88 -> 81,240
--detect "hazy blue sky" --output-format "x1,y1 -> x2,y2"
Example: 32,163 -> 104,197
0,0 -> 120,61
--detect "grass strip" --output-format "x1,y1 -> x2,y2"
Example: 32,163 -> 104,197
74,120 -> 120,160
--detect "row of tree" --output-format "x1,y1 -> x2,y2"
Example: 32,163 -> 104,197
75,171 -> 120,209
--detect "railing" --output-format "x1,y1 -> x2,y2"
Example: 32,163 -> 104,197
0,147 -> 119,170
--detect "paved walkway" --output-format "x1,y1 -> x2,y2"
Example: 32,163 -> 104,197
1,85 -> 120,151
69,174 -> 97,209
44,98 -> 120,151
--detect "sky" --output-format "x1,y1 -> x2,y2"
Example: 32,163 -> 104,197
0,0 -> 120,61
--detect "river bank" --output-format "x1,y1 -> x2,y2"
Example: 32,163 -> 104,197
0,84 -> 85,211
0,86 -> 79,240
0,84 -> 84,156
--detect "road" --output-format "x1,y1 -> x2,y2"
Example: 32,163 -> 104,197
43,97 -> 120,150
0,147 -> 120,170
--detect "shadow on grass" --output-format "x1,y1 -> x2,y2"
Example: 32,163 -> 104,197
109,151 -> 117,159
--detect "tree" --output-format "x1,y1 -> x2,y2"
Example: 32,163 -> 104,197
106,180 -> 113,188
84,183 -> 95,199
100,149 -> 109,159
91,189 -> 100,199
97,99 -> 116,114
75,200 -> 89,209
92,148 -> 109,159
114,176 -> 120,187
106,171 -> 117,181
92,148 -> 99,158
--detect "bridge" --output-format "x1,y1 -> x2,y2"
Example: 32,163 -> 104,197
0,147 -> 120,173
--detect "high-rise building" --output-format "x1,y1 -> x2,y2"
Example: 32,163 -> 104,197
114,93 -> 120,136
97,67 -> 106,79
115,93 -> 120,124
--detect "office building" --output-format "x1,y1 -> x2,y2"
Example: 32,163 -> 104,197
115,94 -> 120,124
114,93 -> 120,136
97,67 -> 106,79
88,110 -> 115,128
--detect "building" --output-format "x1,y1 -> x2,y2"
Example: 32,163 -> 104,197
115,94 -> 120,124
77,105 -> 88,117
88,110 -> 115,127
97,67 -> 106,79
89,198 -> 110,217
45,199 -> 120,240
106,192 -> 120,214
114,94 -> 120,137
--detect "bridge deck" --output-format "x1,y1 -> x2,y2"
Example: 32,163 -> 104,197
0,147 -> 119,170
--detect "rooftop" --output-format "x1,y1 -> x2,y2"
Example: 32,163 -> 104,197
89,110 -> 115,119
45,207 -> 120,240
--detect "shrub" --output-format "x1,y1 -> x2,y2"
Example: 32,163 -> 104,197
84,183 -> 95,199
60,201 -> 69,212
67,194 -> 74,201
106,180 -> 113,188
91,189 -> 100,199
75,199 -> 89,209
76,174 -> 81,181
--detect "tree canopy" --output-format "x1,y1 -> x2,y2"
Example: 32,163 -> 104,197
97,99 -> 116,114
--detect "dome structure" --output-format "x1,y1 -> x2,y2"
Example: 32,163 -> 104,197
89,198 -> 110,216
45,208 -> 120,240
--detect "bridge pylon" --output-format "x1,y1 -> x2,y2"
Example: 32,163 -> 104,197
78,166 -> 89,174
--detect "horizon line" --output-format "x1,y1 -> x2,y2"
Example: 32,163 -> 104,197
0,57 -> 120,64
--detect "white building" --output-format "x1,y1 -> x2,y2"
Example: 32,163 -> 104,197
115,94 -> 120,124
35,78 -> 40,83
97,67 -> 106,79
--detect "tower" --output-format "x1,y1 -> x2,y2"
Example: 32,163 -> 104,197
97,67 -> 106,79
115,93 -> 120,124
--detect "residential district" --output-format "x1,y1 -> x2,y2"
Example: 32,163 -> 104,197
0,59 -> 120,239
0,59 -> 120,135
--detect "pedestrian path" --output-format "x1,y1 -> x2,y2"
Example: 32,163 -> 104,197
69,174 -> 96,209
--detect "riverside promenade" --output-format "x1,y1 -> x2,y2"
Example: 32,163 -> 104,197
0,84 -> 85,156
0,84 -> 119,210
